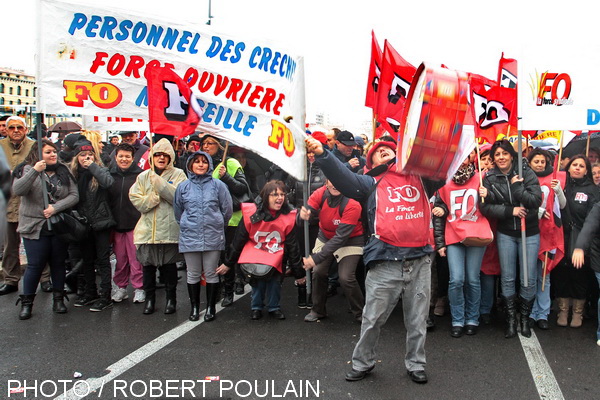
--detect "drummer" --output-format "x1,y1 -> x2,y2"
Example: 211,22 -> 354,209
306,136 -> 444,385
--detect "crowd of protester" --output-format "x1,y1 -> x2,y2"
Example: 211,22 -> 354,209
1,116 -> 599,385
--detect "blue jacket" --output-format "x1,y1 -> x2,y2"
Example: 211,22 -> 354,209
174,151 -> 233,253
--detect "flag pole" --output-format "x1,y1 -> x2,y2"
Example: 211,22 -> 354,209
284,115 -> 312,297
586,131 -> 591,157
517,130 -> 528,288
37,113 -> 51,230
554,131 -> 564,178
474,138 -> 484,203
542,251 -> 549,291
372,112 -> 377,142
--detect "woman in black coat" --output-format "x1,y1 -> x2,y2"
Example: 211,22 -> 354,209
552,154 -> 600,328
480,139 -> 542,338
69,140 -> 116,312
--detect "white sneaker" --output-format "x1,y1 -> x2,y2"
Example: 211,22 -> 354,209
112,288 -> 128,302
597,339 -> 600,347
133,289 -> 146,303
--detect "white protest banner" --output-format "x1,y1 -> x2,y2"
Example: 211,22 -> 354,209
82,115 -> 149,132
518,44 -> 600,131
37,0 -> 307,180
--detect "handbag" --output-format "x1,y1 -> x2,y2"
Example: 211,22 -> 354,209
240,263 -> 275,280
49,210 -> 90,242
461,236 -> 493,247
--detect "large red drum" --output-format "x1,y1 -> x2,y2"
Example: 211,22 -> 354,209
399,63 -> 469,180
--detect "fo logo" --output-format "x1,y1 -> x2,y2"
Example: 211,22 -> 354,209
533,72 -> 573,106
386,185 -> 421,203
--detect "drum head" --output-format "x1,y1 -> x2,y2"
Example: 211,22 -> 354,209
399,63 -> 469,180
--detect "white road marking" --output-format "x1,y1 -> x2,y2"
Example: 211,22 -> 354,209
54,286 -> 250,400
519,330 -> 565,400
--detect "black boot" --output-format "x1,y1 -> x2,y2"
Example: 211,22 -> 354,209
65,260 -> 83,294
143,265 -> 157,315
519,296 -> 534,338
297,285 -> 307,309
221,269 -> 235,307
234,276 -> 245,295
162,264 -> 178,314
17,294 -> 35,320
188,283 -> 201,321
52,289 -> 69,314
504,295 -> 518,339
205,283 -> 219,322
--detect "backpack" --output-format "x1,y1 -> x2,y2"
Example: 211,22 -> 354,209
319,189 -> 349,216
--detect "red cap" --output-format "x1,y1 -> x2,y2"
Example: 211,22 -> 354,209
366,141 -> 397,169
310,131 -> 328,146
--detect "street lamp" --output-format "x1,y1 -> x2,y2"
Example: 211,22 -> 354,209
207,0 -> 213,25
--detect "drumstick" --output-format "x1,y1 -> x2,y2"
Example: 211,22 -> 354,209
541,251 -> 548,292
475,139 -> 484,203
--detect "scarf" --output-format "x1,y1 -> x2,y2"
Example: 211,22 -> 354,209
452,163 -> 475,185
77,165 -> 93,203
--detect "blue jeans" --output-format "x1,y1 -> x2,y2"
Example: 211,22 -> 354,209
251,274 -> 282,312
496,232 -> 539,301
595,272 -> 600,341
480,273 -> 496,315
447,244 -> 485,327
531,260 -> 551,321
22,235 -> 68,295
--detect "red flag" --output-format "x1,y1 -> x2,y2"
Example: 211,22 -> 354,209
146,65 -> 202,139
498,52 -> 517,88
365,30 -> 382,110
469,74 -> 518,143
538,171 -> 566,272
375,40 -> 416,134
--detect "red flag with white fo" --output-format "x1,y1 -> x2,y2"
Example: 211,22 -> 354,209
146,65 -> 203,139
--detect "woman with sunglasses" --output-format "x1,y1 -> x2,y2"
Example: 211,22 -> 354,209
129,139 -> 187,315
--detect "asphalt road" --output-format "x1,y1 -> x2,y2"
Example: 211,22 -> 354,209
0,275 -> 598,400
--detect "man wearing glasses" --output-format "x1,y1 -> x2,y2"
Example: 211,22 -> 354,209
0,117 -> 37,295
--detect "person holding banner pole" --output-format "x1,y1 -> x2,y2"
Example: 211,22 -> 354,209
129,139 -> 187,315
479,139 -> 542,338
527,148 -> 566,330
12,139 -> 78,319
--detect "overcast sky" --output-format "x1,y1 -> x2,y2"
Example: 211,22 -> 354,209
1,0 -> 593,134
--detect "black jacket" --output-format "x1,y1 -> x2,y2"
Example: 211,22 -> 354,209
574,202 -> 600,273
75,163 -> 116,232
332,147 -> 366,173
563,176 -> 600,232
480,162 -> 542,237
108,162 -> 143,232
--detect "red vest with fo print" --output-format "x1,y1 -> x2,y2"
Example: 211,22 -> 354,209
437,173 -> 493,246
373,172 -> 431,247
238,203 -> 297,273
